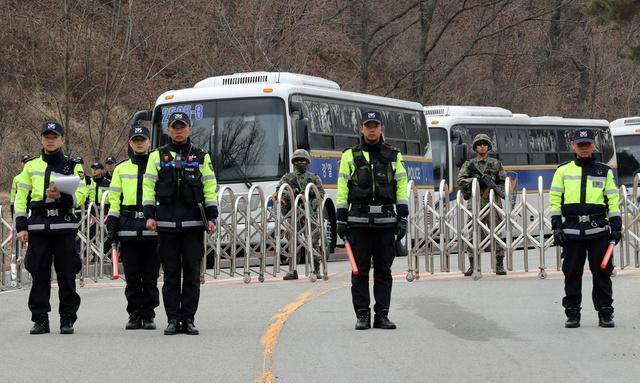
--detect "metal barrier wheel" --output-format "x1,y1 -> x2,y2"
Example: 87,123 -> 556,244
406,271 -> 415,282
538,268 -> 547,279
243,274 -> 251,284
472,271 -> 482,281
10,281 -> 17,288
323,274 -> 329,281
309,273 -> 317,283
79,280 -> 85,287
258,275 -> 265,283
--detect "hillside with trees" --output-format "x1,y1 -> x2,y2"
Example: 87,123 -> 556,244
1,0 -> 638,189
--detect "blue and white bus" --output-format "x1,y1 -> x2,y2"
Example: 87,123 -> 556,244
426,106 -> 616,196
133,72 -> 432,254
610,116 -> 640,188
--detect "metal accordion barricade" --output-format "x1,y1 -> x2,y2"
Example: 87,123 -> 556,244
303,182 -> 328,282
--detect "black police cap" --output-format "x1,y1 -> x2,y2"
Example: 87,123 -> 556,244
573,128 -> 596,144
41,121 -> 64,137
105,156 -> 116,164
168,112 -> 191,127
91,162 -> 104,169
361,111 -> 383,125
129,124 -> 150,140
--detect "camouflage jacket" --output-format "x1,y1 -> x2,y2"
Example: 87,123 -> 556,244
276,170 -> 325,210
457,156 -> 506,200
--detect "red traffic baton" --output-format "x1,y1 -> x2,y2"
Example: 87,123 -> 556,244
344,240 -> 359,276
112,245 -> 120,280
600,241 -> 616,269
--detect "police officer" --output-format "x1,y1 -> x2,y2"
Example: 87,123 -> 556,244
14,121 -> 87,335
143,112 -> 217,336
550,128 -> 621,328
10,154 -> 31,217
107,124 -> 160,330
336,111 -> 408,330
73,156 -> 91,206
276,149 -> 326,280
90,162 -> 110,209
104,156 -> 117,181
457,133 -> 507,276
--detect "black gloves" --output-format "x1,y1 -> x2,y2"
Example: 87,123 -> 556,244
337,222 -> 349,240
105,215 -> 118,242
611,231 -> 622,245
553,229 -> 565,247
396,217 -> 407,240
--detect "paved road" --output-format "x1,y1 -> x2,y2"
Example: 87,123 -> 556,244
2,250 -> 640,383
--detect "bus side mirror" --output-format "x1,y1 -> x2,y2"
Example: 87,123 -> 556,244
290,100 -> 304,116
454,143 -> 468,168
295,118 -> 310,150
131,110 -> 152,125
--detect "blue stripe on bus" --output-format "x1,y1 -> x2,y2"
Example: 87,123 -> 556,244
309,155 -> 434,187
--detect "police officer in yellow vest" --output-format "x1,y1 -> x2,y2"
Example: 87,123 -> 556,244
14,121 -> 87,335
143,112 -> 217,336
107,124 -> 160,330
89,162 -> 110,209
336,111 -> 408,330
550,128 -> 621,328
10,154 -> 31,217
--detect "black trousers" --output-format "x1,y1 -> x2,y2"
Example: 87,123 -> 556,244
562,236 -> 613,311
121,240 -> 160,319
26,233 -> 81,322
350,227 -> 396,315
158,230 -> 204,322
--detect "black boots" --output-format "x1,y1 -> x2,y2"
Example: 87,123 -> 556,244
182,320 -> 199,335
565,308 -> 581,328
598,307 -> 615,328
142,317 -> 156,330
126,315 -> 142,330
496,256 -> 507,275
355,310 -> 371,330
164,320 -> 180,335
60,318 -> 75,334
464,258 -> 474,276
373,312 -> 397,330
30,318 -> 50,335
283,270 -> 299,280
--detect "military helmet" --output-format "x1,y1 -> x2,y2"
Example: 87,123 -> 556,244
291,149 -> 311,164
472,134 -> 493,150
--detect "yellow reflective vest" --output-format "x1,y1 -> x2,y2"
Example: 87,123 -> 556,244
14,151 -> 87,234
549,158 -> 621,239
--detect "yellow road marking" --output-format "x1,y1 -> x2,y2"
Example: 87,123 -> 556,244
255,283 -> 349,383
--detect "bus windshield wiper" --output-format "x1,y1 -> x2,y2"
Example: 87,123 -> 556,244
226,155 -> 253,189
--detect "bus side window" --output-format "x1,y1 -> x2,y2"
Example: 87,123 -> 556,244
495,127 -> 528,165
528,128 -> 558,165
303,98 -> 334,150
404,112 -> 422,155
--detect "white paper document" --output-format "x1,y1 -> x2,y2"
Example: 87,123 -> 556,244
50,175 -> 80,195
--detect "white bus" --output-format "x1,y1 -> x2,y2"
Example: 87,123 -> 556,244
425,106 -> 616,196
133,72 -> 433,255
610,117 -> 640,188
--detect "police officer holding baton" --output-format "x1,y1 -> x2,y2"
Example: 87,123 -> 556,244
107,123 -> 160,330
550,128 -> 622,328
14,121 -> 87,335
336,111 -> 408,330
143,112 -> 217,335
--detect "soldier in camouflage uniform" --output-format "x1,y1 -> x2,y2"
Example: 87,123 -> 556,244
276,149 -> 325,280
457,133 -> 508,276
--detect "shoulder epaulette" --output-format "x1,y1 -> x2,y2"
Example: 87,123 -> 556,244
557,160 -> 572,167
24,156 -> 38,163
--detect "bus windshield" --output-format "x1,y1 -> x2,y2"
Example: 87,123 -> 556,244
153,97 -> 288,183
614,135 -> 640,187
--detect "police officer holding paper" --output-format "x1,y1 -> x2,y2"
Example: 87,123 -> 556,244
14,121 -> 87,335
550,128 -> 621,328
107,123 -> 159,330
143,112 -> 217,335
336,111 -> 408,330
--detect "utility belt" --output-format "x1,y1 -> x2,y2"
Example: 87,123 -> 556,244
350,204 -> 395,214
564,213 -> 606,223
30,208 -> 72,218
121,210 -> 145,219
